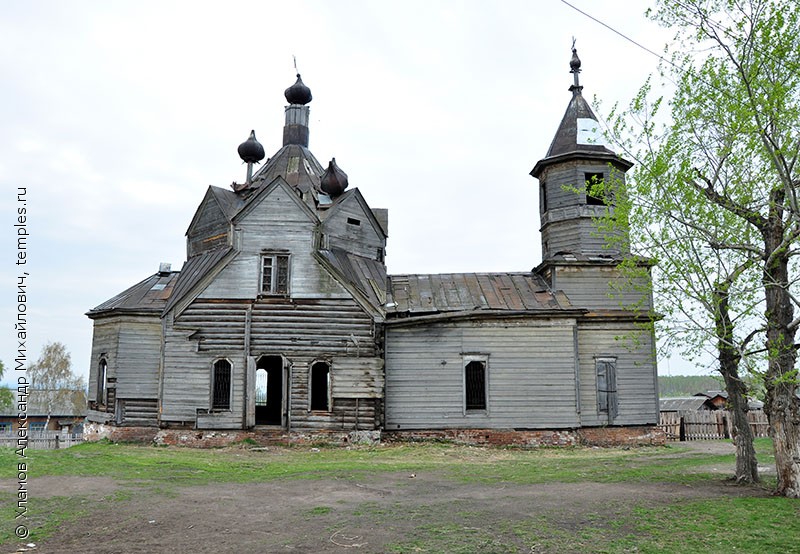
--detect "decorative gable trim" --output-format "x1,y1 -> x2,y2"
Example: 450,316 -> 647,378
232,176 -> 319,226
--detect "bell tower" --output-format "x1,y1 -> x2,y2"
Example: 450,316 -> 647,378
531,46 -> 632,262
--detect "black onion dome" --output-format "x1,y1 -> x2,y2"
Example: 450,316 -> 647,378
284,74 -> 312,105
569,47 -> 581,72
238,130 -> 265,163
320,158 -> 348,197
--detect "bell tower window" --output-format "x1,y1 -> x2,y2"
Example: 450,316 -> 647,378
585,172 -> 605,205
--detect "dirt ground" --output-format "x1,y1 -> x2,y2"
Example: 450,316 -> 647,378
10,442 -> 769,554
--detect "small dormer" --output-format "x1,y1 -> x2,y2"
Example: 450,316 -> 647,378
531,46 -> 632,262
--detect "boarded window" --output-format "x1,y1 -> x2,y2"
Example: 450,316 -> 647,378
212,359 -> 232,410
261,254 -> 290,295
97,359 -> 108,406
310,361 -> 331,411
596,358 -> 618,418
585,172 -> 605,205
465,360 -> 487,411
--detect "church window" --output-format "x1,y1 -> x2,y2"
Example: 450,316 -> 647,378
212,359 -> 232,411
309,361 -> 331,411
97,358 -> 108,406
585,172 -> 605,205
463,356 -> 488,412
261,253 -> 290,295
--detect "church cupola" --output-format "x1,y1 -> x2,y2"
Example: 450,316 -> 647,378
283,73 -> 312,147
531,45 -> 632,262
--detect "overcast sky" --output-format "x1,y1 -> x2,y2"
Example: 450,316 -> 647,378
0,0 -> 703,385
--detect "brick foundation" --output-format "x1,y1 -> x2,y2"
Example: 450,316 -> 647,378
384,426 -> 666,447
83,423 -> 663,448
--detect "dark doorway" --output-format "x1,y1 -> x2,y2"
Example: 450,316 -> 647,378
255,355 -> 283,425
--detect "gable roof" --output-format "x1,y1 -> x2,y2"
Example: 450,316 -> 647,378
386,272 -> 577,320
161,246 -> 235,315
87,271 -> 180,318
232,176 -> 319,225
320,188 -> 387,240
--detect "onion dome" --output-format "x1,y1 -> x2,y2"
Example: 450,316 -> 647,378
284,74 -> 312,105
320,158 -> 348,197
569,47 -> 581,72
238,130 -> 265,163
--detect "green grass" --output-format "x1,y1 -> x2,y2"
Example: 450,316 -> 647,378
0,438 -> 792,551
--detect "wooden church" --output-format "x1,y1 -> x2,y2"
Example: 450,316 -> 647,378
86,49 -> 660,443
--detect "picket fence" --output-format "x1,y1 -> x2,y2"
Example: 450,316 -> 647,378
659,410 -> 769,441
0,431 -> 83,450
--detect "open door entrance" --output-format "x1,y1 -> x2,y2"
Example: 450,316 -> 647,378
255,355 -> 284,426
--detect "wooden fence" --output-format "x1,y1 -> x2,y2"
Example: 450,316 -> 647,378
659,410 -> 769,441
0,432 -> 83,450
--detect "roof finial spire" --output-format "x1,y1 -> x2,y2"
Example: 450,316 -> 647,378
569,38 -> 583,95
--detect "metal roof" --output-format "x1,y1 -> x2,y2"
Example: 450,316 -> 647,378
317,248 -> 387,312
659,397 -> 712,412
87,271 -> 180,317
162,246 -> 235,315
386,272 -> 574,317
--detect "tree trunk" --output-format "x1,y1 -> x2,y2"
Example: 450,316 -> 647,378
715,280 -> 759,484
762,223 -> 800,497
722,372 -> 759,483
768,382 -> 800,497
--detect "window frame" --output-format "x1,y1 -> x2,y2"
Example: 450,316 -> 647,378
595,357 -> 618,419
308,360 -> 332,412
585,171 -> 606,206
462,354 -> 489,415
260,252 -> 291,296
211,358 -> 233,412
97,358 -> 108,406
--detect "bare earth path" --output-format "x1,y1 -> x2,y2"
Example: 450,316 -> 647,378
17,444 -> 767,554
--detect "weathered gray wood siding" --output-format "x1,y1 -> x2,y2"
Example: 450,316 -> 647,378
323,195 -> 385,261
161,312 -> 246,427
115,318 -> 162,399
539,162 -> 627,214
577,321 -> 658,426
541,215 -> 610,257
88,318 -> 120,402
553,265 -> 652,311
161,298 -> 381,430
385,318 -> 580,430
187,194 -> 230,258
199,186 -> 350,300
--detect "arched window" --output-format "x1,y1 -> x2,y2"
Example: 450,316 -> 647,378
310,361 -> 330,411
97,358 -> 108,405
212,359 -> 232,410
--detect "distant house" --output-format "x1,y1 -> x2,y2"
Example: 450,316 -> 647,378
694,391 -> 728,410
85,49 -> 660,443
0,389 -> 86,434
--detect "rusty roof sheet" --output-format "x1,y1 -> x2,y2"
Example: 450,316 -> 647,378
318,248 -> 387,311
386,272 -> 573,316
87,271 -> 180,317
